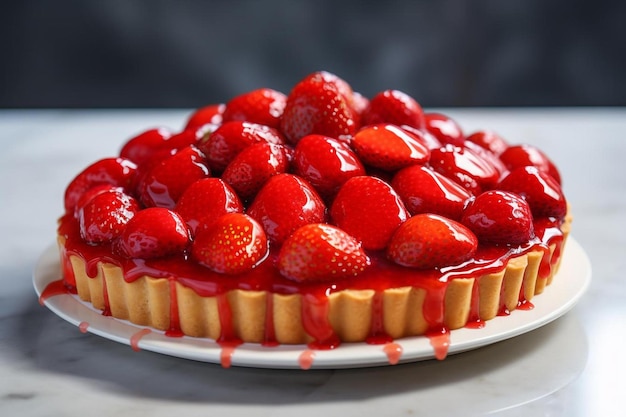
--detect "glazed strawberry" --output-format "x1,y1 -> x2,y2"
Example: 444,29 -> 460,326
423,113 -> 465,146
401,125 -> 442,150
499,144 -> 562,185
497,166 -> 567,219
463,140 -> 508,177
277,223 -> 370,282
362,89 -> 425,130
465,130 -> 508,155
78,189 -> 139,244
330,176 -> 409,250
292,134 -> 365,199
192,213 -> 268,274
119,207 -> 190,259
119,127 -> 174,166
137,145 -> 210,208
280,72 -> 357,143
429,144 -> 500,195
387,214 -> 478,269
64,157 -> 138,212
73,184 -> 122,219
184,103 -> 225,130
198,120 -> 286,172
222,88 -> 287,128
175,178 -> 243,234
352,124 -> 430,171
248,174 -> 326,245
221,142 -> 290,200
391,165 -> 471,220
461,190 -> 535,245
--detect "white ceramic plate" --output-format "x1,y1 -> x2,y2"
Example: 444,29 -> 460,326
33,238 -> 591,369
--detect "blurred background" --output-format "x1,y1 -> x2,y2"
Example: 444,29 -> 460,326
1,0 -> 625,109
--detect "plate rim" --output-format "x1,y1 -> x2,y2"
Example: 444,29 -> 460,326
33,237 -> 591,369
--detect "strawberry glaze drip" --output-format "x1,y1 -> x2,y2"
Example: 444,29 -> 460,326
51,212 -> 567,364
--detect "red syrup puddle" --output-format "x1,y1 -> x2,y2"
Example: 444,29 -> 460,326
426,328 -> 451,360
78,321 -> 89,333
39,279 -> 70,305
383,342 -> 403,365
298,349 -> 316,370
130,328 -> 152,352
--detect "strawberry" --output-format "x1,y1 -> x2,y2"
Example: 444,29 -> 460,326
197,120 -> 285,172
137,145 -> 210,209
330,176 -> 409,250
465,130 -> 508,155
351,124 -> 430,171
192,213 -> 268,274
78,189 -> 139,244
73,184 -> 122,219
277,223 -> 370,282
461,190 -> 535,246
499,144 -> 562,185
184,103 -> 225,130
222,88 -> 287,128
119,207 -> 190,259
497,166 -> 567,219
391,165 -> 471,220
402,125 -> 442,150
362,89 -> 425,130
221,142 -> 290,200
429,144 -> 500,195
175,178 -> 243,234
279,72 -> 357,144
463,140 -> 508,177
247,174 -> 326,245
387,214 -> 478,269
292,134 -> 365,199
423,113 -> 465,146
64,157 -> 137,212
119,127 -> 174,166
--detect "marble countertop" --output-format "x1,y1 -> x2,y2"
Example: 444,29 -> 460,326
1,108 -> 623,416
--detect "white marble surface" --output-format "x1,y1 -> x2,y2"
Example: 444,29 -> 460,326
1,108 -> 624,416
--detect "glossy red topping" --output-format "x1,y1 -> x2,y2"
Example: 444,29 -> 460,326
57,71 -> 570,354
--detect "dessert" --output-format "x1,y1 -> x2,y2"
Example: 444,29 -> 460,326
45,71 -> 571,367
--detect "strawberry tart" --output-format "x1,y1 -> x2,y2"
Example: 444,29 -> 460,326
50,71 -> 571,363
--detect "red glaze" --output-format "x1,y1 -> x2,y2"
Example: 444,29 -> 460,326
331,176 -> 409,250
247,174 -> 326,245
192,213 -> 268,275
222,88 -> 286,129
119,208 -> 190,259
423,113 -> 465,146
198,120 -> 285,172
352,124 -> 430,171
221,142 -> 290,200
362,89 -> 425,130
293,134 -> 365,199
461,190 -> 535,246
277,223 -> 370,282
498,166 -> 567,220
391,165 -> 471,220
387,214 -> 478,269
175,178 -> 243,234
280,72 -> 357,143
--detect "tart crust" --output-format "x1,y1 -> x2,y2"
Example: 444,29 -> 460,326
59,215 -> 571,345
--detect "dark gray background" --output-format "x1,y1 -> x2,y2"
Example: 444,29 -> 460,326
2,0 -> 625,108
